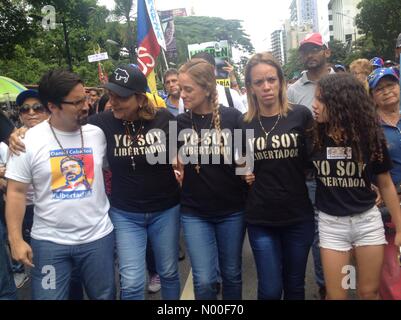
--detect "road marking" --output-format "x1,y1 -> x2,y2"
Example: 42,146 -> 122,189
180,269 -> 194,300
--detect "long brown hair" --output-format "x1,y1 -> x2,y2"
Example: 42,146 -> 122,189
179,58 -> 222,136
313,73 -> 384,162
244,52 -> 291,123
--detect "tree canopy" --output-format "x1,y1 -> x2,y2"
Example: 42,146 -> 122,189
0,1 -> 35,59
355,0 -> 401,60
0,4 -> 254,87
174,16 -> 254,66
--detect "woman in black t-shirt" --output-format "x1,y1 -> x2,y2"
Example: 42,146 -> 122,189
310,73 -> 401,300
241,52 -> 314,300
176,59 -> 246,300
89,65 -> 181,300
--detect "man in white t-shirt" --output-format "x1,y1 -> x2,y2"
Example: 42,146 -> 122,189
5,70 -> 115,300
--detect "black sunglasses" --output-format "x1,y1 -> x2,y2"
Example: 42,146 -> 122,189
19,103 -> 46,114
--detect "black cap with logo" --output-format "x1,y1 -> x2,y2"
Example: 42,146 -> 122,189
102,64 -> 148,98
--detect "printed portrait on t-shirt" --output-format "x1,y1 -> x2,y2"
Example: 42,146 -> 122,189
50,148 -> 94,200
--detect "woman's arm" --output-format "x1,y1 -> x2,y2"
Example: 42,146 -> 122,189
377,172 -> 401,246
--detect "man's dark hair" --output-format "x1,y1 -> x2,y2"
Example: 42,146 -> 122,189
163,68 -> 179,83
191,52 -> 216,67
38,69 -> 83,110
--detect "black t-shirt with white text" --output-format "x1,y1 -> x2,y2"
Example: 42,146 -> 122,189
310,136 -> 392,216
241,105 -> 314,226
177,107 -> 247,217
89,109 -> 180,212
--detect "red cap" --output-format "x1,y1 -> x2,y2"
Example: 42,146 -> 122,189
300,33 -> 328,49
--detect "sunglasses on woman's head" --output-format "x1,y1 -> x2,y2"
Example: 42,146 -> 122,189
19,103 -> 46,114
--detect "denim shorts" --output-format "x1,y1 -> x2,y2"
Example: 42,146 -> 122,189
318,206 -> 387,251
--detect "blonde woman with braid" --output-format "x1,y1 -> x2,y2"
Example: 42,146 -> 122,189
241,53 -> 314,300
177,58 -> 247,300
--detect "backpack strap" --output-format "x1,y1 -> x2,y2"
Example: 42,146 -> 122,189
224,86 -> 234,108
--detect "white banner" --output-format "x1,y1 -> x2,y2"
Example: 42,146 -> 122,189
145,0 -> 166,50
88,52 -> 109,63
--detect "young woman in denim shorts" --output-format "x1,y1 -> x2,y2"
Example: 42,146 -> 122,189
310,73 -> 401,300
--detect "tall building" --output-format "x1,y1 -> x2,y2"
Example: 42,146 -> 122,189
329,0 -> 361,43
271,29 -> 287,65
290,0 -> 318,31
316,0 -> 331,43
284,22 -> 314,57
290,0 -> 298,25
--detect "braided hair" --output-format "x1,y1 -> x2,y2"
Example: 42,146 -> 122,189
179,58 -> 222,144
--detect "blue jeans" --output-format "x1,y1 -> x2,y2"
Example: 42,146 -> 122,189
110,205 -> 180,300
0,219 -> 17,300
30,232 -> 115,300
181,212 -> 245,300
248,220 -> 314,300
306,180 -> 325,288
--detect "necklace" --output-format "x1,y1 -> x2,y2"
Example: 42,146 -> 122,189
124,120 -> 144,172
49,119 -> 84,162
190,111 -> 215,174
258,113 -> 281,141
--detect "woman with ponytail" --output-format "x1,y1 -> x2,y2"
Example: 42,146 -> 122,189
241,52 -> 314,300
177,58 -> 247,300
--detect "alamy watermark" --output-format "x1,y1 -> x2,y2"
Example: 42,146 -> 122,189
41,5 -> 56,30
135,123 -> 256,176
41,265 -> 56,290
341,265 -> 356,290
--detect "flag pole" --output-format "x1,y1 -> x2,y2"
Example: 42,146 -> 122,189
161,47 -> 169,71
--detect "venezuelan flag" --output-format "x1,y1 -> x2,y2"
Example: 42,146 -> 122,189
137,0 -> 165,78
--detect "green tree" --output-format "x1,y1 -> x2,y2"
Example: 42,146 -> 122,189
0,1 -> 35,58
0,45 -> 58,84
283,49 -> 303,80
174,16 -> 254,66
327,39 -> 349,65
113,0 -> 137,63
355,0 -> 401,60
0,0 -> 117,86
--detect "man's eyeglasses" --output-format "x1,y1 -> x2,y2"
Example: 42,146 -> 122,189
19,103 -> 46,114
61,97 -> 87,108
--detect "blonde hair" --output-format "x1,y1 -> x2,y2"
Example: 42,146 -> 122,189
179,58 -> 222,137
349,59 -> 372,92
136,93 -> 157,121
349,59 -> 372,76
244,52 -> 291,123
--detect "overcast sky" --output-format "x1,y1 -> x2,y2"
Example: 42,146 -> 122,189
98,0 -> 293,52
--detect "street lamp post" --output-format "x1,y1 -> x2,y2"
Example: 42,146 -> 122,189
335,12 -> 357,45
